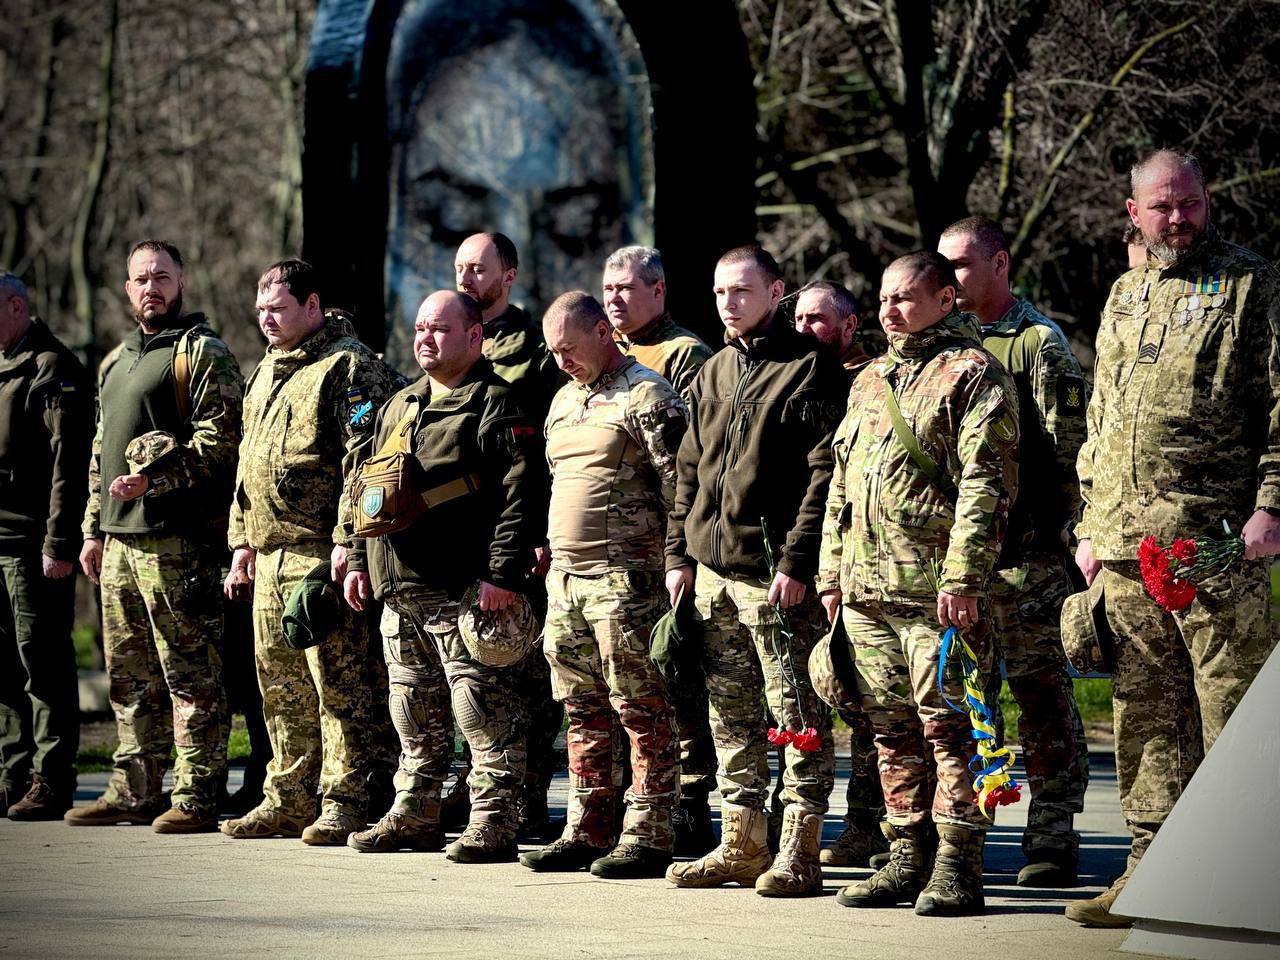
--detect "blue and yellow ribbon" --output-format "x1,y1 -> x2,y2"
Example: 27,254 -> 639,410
937,627 -> 1021,817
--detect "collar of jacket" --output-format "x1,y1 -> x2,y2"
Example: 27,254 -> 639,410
885,309 -> 982,364
0,317 -> 41,366
484,303 -> 531,338
724,312 -> 810,360
268,314 -> 356,365
127,312 -> 206,353
1143,223 -> 1224,274
574,354 -> 638,394
402,356 -> 496,411
618,312 -> 675,348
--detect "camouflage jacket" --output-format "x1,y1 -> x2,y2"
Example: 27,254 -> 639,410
817,311 -> 1020,602
84,315 -> 243,540
615,312 -> 714,399
545,356 -> 688,576
228,315 -> 397,553
980,298 -> 1088,559
483,304 -> 564,422
1077,229 -> 1280,559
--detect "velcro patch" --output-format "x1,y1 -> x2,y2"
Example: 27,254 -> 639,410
1056,376 -> 1086,415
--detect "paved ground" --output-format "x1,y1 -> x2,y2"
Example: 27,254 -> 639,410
0,748 -> 1135,960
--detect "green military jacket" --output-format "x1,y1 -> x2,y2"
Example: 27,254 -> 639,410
483,304 -> 563,422
817,311 -> 1020,602
0,319 -> 92,561
84,314 -> 243,540
545,356 -> 688,576
615,312 -> 714,399
1077,228 -> 1280,559
228,314 -> 396,553
980,298 -> 1088,560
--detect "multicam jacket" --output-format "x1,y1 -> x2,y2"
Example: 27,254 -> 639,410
817,311 -> 1020,602
228,314 -> 397,553
1076,228 -> 1280,559
545,356 -> 688,576
614,312 -> 714,399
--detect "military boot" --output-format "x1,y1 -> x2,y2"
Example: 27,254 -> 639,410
152,803 -> 218,834
220,803 -> 314,839
666,802 -> 773,888
836,822 -> 934,908
439,770 -> 471,829
7,774 -> 73,821
348,811 -> 444,853
821,818 -> 890,867
1064,874 -> 1134,928
591,842 -> 673,879
302,808 -> 366,846
446,822 -> 518,863
755,805 -> 824,897
671,793 -> 717,858
520,838 -> 609,872
65,795 -> 163,827
1017,847 -> 1079,888
914,824 -> 986,916
515,782 -> 555,842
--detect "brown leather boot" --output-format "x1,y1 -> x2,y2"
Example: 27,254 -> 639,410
152,803 -> 218,834
756,805 -> 824,897
64,795 -> 161,827
666,802 -> 773,888
7,774 -> 73,821
837,821 -> 934,907
914,824 -> 986,916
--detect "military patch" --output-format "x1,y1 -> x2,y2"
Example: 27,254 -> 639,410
60,379 -> 77,394
361,485 -> 385,518
1057,375 -> 1086,414
349,400 -> 374,427
1137,323 -> 1165,363
1180,273 -> 1228,296
987,408 -> 1017,446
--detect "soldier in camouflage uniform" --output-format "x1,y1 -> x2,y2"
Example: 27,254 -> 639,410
518,292 -> 684,879
665,246 -> 843,898
602,245 -> 717,855
69,240 -> 242,833
345,290 -> 548,862
939,217 -> 1091,887
219,259 -> 397,846
792,279 -> 888,869
1069,150 -> 1280,927
453,232 -> 564,838
817,251 -> 1019,916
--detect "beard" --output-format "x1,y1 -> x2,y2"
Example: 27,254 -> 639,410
1144,221 -> 1206,265
135,291 -> 185,328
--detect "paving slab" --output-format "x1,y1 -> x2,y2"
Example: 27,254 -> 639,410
0,747 -> 1134,959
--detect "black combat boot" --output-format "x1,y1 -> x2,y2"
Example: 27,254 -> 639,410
836,822 -> 934,908
914,824 -> 986,916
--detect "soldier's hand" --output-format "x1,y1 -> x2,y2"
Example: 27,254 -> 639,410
79,538 -> 103,585
42,555 -> 74,579
666,566 -> 695,608
330,544 -> 348,584
819,589 -> 842,625
224,547 -> 256,602
937,591 -> 980,629
108,473 -> 150,502
1242,509 -> 1280,560
768,571 -> 806,609
531,545 -> 551,578
1075,538 -> 1101,586
478,580 -> 517,612
344,571 -> 371,612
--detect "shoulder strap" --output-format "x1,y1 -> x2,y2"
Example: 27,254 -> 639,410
882,363 -> 957,498
172,331 -> 193,421
373,405 -> 418,457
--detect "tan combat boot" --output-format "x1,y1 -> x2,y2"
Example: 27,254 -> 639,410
755,805 -> 824,897
7,774 -> 73,821
65,795 -> 162,827
836,821 -> 934,908
302,807 -> 366,846
820,819 -> 890,867
347,811 -> 444,853
152,803 -> 218,834
1064,874 -> 1134,928
220,803 -> 314,839
914,824 -> 986,916
666,802 -> 773,888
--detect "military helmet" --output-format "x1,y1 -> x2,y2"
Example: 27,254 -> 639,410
1059,574 -> 1115,674
808,607 -> 860,713
125,430 -> 178,473
458,583 -> 540,667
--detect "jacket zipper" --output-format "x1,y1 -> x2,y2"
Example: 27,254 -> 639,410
710,353 -> 757,571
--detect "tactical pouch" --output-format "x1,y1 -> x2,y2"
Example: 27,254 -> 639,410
351,410 -> 423,538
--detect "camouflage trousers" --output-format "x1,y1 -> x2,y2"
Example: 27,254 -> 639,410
988,554 -> 1089,857
388,591 -> 529,840
844,600 -> 993,828
253,543 -> 373,819
693,564 -> 834,813
834,705 -> 887,828
100,533 -> 225,812
544,569 -> 679,851
1102,559 -> 1276,875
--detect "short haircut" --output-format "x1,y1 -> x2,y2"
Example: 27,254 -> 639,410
127,239 -> 184,273
940,215 -> 1009,258
798,280 -> 857,320
480,232 -> 519,271
0,271 -> 29,309
1122,221 -> 1143,245
445,290 -> 485,327
887,251 -> 958,294
544,291 -> 608,332
604,245 -> 665,286
717,244 -> 782,285
1130,149 -> 1206,196
258,258 -> 322,307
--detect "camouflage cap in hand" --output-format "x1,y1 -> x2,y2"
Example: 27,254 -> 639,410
124,430 -> 178,473
808,607 -> 860,713
458,583 -> 541,667
281,561 -> 342,650
1059,575 -> 1114,674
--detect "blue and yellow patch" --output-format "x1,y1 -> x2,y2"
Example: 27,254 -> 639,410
349,400 -> 374,427
1180,273 -> 1228,296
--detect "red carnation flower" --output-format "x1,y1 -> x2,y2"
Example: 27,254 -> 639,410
792,727 -> 823,752
767,727 -> 794,747
1171,538 -> 1197,565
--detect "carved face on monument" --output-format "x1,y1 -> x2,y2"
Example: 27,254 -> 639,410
385,0 -> 649,359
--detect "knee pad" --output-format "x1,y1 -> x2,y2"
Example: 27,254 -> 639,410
452,682 -> 489,743
389,684 -> 428,741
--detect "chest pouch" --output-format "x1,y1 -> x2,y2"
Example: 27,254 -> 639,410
351,409 -> 425,538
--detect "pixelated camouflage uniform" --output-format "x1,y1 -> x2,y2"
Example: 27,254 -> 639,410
666,320 -> 844,817
817,310 -> 1019,829
543,356 -> 686,850
1076,227 -> 1280,874
228,313 -> 397,819
347,358 -> 549,838
979,298 -> 1091,859
84,316 -> 243,813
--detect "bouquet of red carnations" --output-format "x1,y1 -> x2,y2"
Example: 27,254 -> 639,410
1138,526 -> 1245,613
